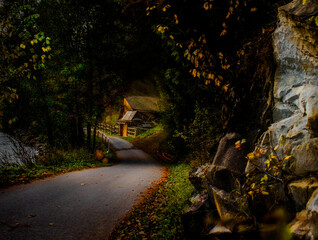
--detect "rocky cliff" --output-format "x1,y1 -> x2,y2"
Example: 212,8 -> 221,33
183,1 -> 318,239
270,0 -> 318,176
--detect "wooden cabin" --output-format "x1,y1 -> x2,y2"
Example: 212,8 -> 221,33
117,96 -> 159,137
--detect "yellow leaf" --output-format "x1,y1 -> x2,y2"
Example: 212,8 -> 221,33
222,84 -> 229,92
284,155 -> 292,160
203,2 -> 209,10
247,152 -> 254,160
220,29 -> 227,36
251,8 -> 257,12
195,58 -> 199,68
20,44 -> 26,49
174,14 -> 179,24
170,35 -> 174,40
274,145 -> 279,151
261,191 -> 269,195
192,69 -> 197,77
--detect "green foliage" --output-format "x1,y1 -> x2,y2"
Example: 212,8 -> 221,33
0,148 -> 112,187
158,66 -> 222,159
109,163 -> 194,239
230,141 -> 294,220
137,125 -> 162,139
175,104 -> 222,166
146,0 -> 280,155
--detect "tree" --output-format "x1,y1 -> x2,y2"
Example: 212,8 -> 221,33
145,0 -> 281,153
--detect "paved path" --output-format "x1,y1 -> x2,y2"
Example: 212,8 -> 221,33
0,137 -> 163,240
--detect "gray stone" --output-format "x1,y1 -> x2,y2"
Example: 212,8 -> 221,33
208,225 -> 232,235
266,0 -> 318,176
289,210 -> 311,240
206,133 -> 247,192
307,189 -> 318,239
189,164 -> 209,192
280,0 -> 318,17
182,194 -> 217,240
273,101 -> 299,122
291,138 -> 318,175
288,177 -> 318,211
210,186 -> 239,221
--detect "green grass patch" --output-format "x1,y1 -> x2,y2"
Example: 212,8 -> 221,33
0,148 -> 113,188
137,125 -> 162,139
119,136 -> 134,142
109,163 -> 194,240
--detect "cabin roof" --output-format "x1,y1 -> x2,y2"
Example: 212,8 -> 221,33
118,111 -> 137,122
125,96 -> 159,112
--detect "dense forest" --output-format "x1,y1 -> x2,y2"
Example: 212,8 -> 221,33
0,0 -> 166,151
1,0 -> 285,156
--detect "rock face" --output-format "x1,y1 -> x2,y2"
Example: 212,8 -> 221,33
206,133 -> 247,192
269,0 -> 318,176
206,133 -> 248,220
288,177 -> 318,211
307,189 -> 318,239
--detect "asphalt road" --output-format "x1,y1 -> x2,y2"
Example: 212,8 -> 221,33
0,137 -> 163,240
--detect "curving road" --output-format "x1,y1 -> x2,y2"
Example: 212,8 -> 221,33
0,137 -> 163,240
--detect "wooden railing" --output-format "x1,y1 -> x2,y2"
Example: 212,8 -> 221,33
83,127 -> 111,151
127,127 -> 137,137
97,123 -> 119,135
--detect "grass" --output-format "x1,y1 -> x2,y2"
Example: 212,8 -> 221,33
109,163 -> 194,240
137,125 -> 162,139
0,147 -> 113,188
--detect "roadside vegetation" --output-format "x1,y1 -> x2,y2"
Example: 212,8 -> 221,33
109,163 -> 194,240
108,126 -> 194,239
0,138 -> 114,188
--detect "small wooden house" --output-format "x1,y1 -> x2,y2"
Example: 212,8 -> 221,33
117,96 -> 159,137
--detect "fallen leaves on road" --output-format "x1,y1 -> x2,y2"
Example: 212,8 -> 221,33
109,165 -> 193,240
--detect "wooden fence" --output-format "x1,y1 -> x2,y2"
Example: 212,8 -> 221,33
97,123 -> 119,135
84,123 -> 146,139
127,127 -> 137,137
83,127 -> 110,148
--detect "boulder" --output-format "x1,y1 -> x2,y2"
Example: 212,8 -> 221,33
289,189 -> 318,240
206,133 -> 247,192
189,164 -> 209,192
94,149 -> 105,162
209,186 -> 239,221
288,177 -> 318,211
289,210 -> 311,240
182,194 -> 217,240
208,225 -> 232,236
307,189 -> 318,239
